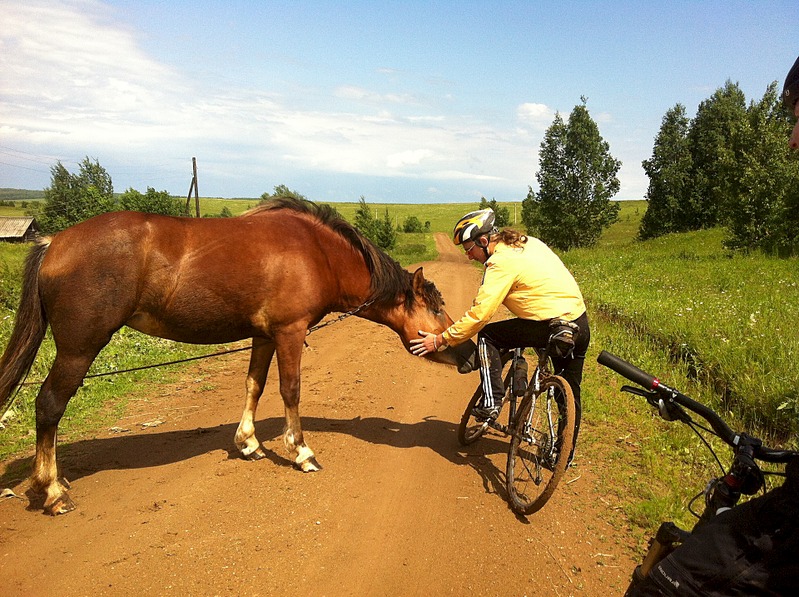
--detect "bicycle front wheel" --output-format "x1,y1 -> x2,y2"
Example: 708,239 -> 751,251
506,375 -> 575,515
457,385 -> 492,445
457,366 -> 513,446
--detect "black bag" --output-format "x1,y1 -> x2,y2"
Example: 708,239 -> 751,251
548,319 -> 579,358
630,458 -> 799,596
513,356 -> 528,397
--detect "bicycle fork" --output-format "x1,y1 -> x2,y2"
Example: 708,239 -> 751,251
626,522 -> 690,594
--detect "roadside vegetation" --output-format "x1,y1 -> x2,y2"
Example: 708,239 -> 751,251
563,201 -> 798,548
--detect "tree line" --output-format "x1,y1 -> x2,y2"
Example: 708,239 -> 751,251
29,158 -> 190,233
30,77 -> 797,255
29,157 -> 240,233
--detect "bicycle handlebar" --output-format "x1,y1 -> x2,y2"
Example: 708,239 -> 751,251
597,350 -> 658,390
597,350 -> 798,464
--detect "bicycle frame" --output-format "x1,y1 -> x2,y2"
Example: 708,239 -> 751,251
483,346 -> 551,439
459,342 -> 576,515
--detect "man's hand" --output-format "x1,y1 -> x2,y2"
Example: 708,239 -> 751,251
410,330 -> 438,356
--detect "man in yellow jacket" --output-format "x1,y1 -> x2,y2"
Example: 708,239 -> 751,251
411,209 -> 589,463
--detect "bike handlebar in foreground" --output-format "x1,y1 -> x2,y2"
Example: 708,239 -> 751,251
597,350 -> 796,464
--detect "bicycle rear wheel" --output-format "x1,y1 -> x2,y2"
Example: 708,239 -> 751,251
457,367 -> 513,446
506,375 -> 575,515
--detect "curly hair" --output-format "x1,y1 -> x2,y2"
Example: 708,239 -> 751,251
491,228 -> 528,248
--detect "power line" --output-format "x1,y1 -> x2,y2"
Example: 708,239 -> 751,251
0,159 -> 50,174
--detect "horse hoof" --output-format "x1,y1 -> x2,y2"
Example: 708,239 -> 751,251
45,493 -> 76,516
244,448 -> 266,461
298,457 -> 322,472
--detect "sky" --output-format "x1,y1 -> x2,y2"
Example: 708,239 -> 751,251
0,0 -> 796,204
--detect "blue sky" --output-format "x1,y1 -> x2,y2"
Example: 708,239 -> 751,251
0,0 -> 796,203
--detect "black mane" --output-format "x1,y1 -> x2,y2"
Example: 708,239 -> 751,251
244,197 -> 444,312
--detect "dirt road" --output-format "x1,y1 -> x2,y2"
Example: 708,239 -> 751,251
1,235 -> 636,596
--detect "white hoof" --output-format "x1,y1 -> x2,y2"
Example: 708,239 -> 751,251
295,445 -> 321,472
299,458 -> 321,472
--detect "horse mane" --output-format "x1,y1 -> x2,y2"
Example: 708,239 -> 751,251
243,197 -> 444,312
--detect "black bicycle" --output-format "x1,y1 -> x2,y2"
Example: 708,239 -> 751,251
458,341 -> 576,515
598,350 -> 799,595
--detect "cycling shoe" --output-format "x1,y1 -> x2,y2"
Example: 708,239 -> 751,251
472,405 -> 500,421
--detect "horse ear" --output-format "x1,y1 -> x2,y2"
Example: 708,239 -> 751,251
411,267 -> 426,292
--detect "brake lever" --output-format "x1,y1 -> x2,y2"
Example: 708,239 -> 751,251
621,385 -> 692,423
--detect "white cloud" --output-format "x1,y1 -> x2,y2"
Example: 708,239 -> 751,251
516,102 -> 554,128
386,149 -> 435,169
334,85 -> 419,106
0,0 -> 543,198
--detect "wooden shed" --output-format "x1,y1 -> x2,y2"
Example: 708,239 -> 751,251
0,217 -> 39,242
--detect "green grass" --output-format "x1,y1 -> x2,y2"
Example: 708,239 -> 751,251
0,189 -> 44,202
179,196 -> 492,232
325,202 -> 523,234
565,199 -> 799,545
583,314 -> 738,539
566,226 -> 799,439
0,321 -> 232,462
597,200 -> 647,247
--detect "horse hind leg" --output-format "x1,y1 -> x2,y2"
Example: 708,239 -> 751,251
234,338 -> 276,460
31,351 -> 98,515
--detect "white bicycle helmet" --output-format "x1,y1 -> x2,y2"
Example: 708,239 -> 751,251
452,209 -> 496,246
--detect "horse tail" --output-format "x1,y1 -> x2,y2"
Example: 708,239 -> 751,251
0,239 -> 50,412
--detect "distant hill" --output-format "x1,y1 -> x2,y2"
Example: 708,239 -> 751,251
0,188 -> 45,201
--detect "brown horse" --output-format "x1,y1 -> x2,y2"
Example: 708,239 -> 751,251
0,197 -> 475,515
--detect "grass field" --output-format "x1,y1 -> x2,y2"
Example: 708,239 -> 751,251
568,222 -> 799,439
196,198 -> 521,235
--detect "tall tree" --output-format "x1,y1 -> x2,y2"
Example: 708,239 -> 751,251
639,104 -> 693,239
723,82 -> 799,255
353,197 -> 395,250
683,80 -> 748,230
520,186 -> 538,233
259,184 -> 308,202
39,157 -> 114,233
374,208 -> 397,250
478,197 -> 510,227
353,195 -> 377,240
528,99 -> 621,250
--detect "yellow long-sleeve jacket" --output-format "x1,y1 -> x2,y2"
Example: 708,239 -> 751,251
442,237 -> 586,346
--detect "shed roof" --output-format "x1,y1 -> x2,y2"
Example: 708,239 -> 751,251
0,217 -> 36,238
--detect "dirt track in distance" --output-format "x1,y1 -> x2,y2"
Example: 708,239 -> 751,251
0,234 -> 636,596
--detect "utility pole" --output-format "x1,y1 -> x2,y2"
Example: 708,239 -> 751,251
186,157 -> 200,217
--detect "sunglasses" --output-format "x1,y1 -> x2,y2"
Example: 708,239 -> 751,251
463,241 -> 481,254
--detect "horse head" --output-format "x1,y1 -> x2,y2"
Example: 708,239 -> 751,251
399,268 -> 477,373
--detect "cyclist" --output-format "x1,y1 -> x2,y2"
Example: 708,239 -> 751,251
410,208 -> 589,463
627,55 -> 799,597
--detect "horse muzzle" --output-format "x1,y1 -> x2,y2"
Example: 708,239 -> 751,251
437,338 -> 477,374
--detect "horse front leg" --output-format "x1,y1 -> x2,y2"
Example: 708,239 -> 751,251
234,337 -> 276,460
276,328 -> 321,472
31,352 -> 96,515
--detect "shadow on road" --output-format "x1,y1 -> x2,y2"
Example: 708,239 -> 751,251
1,413 -> 513,508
